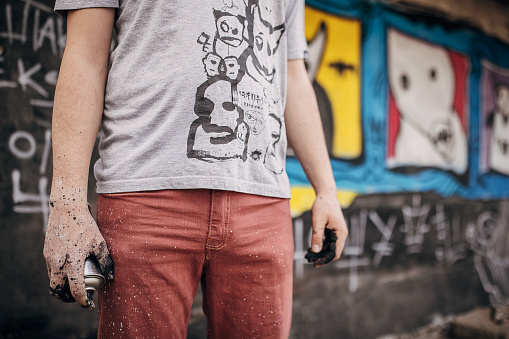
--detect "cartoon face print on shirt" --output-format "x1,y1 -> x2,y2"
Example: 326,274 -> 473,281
187,75 -> 249,161
190,0 -> 285,174
197,0 -> 285,85
203,53 -> 224,77
245,110 -> 266,135
244,0 -> 285,84
212,9 -> 249,61
263,113 -> 283,174
224,56 -> 241,81
214,10 -> 245,48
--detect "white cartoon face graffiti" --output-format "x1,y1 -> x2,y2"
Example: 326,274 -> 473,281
387,29 -> 467,173
495,85 -> 509,116
489,84 -> 509,174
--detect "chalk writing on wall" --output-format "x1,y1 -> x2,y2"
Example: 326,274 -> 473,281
0,0 -> 65,55
1,0 -> 63,231
9,126 -> 51,231
293,194 -> 508,301
468,200 -> 509,306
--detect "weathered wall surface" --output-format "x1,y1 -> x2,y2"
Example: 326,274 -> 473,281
0,0 -> 508,338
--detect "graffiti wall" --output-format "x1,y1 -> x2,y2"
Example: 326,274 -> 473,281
289,1 -> 509,213
287,0 -> 509,337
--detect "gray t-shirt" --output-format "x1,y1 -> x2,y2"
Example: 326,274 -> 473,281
54,0 -> 308,198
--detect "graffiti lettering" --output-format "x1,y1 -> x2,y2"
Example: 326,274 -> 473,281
431,202 -> 468,263
369,210 -> 396,268
9,128 -> 51,232
341,209 -> 369,293
294,194 -> 509,297
18,59 -> 47,97
0,0 -> 65,55
400,195 -> 431,254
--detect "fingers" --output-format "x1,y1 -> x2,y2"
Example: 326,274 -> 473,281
311,214 -> 327,253
43,249 -> 52,278
308,196 -> 349,267
330,214 -> 348,261
49,280 -> 75,303
44,201 -> 108,311
46,252 -> 92,309
48,265 -> 75,303
67,268 -> 92,310
306,228 -> 337,267
93,239 -> 115,280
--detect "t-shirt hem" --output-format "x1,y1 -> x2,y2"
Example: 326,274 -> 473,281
54,1 -> 119,18
96,176 -> 292,199
287,50 -> 309,60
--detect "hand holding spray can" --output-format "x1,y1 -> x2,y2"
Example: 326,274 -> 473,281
84,256 -> 105,302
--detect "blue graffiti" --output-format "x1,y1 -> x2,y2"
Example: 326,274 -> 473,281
286,0 -> 509,200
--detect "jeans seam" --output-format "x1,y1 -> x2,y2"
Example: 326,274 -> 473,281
218,191 -> 230,249
206,191 -> 229,251
205,190 -> 215,259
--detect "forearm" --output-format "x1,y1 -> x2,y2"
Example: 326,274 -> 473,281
284,59 -> 337,197
51,56 -> 106,201
50,9 -> 114,204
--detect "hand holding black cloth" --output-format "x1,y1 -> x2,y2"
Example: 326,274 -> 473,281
305,228 -> 337,267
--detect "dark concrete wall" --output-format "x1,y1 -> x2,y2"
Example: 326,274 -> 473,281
288,195 -> 501,338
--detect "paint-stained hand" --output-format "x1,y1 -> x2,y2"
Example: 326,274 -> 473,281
306,193 -> 348,267
43,198 -> 114,310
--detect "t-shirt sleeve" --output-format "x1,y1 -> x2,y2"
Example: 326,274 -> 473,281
54,0 -> 119,19
285,0 -> 309,60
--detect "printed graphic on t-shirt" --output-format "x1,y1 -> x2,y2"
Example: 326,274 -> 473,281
187,0 -> 285,175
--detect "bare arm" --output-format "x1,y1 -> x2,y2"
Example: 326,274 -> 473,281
43,8 -> 115,310
285,59 -> 348,264
51,8 -> 113,200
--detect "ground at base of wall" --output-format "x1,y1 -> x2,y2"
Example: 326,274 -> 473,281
380,307 -> 509,339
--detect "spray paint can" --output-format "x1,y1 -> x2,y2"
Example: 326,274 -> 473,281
84,256 -> 105,300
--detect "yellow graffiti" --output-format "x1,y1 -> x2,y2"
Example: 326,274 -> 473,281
289,8 -> 362,216
290,187 -> 358,218
305,6 -> 362,159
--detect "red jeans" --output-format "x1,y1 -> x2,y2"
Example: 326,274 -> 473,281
96,189 -> 294,338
